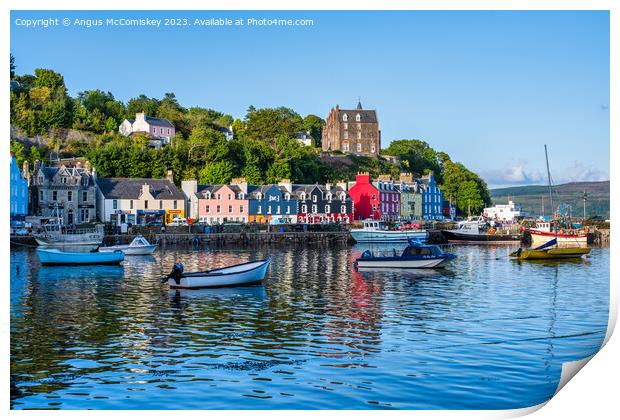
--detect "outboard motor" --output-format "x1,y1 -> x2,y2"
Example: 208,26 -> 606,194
163,263 -> 184,285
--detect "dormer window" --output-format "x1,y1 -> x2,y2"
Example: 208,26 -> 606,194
342,114 -> 348,122
300,192 -> 306,200
205,192 -> 211,199
239,193 -> 245,199
285,193 -> 290,200
355,114 -> 361,122
326,193 -> 332,201
256,193 -> 262,200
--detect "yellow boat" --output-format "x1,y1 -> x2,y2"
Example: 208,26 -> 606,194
510,247 -> 590,260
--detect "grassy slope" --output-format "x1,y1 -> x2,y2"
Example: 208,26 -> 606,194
490,181 -> 610,219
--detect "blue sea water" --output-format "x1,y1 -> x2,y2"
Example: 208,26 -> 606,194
10,244 -> 609,409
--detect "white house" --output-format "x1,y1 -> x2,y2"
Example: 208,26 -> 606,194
96,171 -> 186,225
119,112 -> 176,145
483,200 -> 522,222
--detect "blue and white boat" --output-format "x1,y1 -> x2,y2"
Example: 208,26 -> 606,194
37,248 -> 125,266
350,220 -> 427,243
355,239 -> 456,269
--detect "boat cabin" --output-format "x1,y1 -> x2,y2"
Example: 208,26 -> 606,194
362,220 -> 387,230
535,222 -> 552,232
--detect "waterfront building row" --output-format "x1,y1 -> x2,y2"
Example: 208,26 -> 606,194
12,158 -> 452,226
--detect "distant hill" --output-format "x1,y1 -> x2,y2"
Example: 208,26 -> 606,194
490,181 -> 610,219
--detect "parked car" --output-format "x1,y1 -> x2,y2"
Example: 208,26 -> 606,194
168,218 -> 188,227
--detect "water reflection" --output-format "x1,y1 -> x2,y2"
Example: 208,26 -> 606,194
10,244 -> 609,409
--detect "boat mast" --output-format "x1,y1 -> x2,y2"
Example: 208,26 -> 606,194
544,145 -> 555,233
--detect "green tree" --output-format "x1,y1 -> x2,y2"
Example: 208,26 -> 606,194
126,94 -> 159,118
303,114 -> 325,147
10,140 -> 26,167
198,161 -> 234,184
243,107 -> 303,146
10,54 -> 15,79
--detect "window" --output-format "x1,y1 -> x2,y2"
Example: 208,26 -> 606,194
312,205 -> 317,213
152,127 -> 156,134
286,207 -> 290,214
344,131 -> 348,139
160,128 -> 164,134
357,123 -> 361,130
357,132 -> 361,139
174,200 -> 177,209
356,114 -> 361,122
343,114 -> 348,121
82,191 -> 88,202
240,205 -> 244,213
357,143 -> 362,152
276,206 -> 281,214
206,205 -> 210,213
40,191 -> 44,201
343,123 -> 348,129
167,128 -> 171,135
313,195 -> 318,202
217,194 -> 221,200
326,193 -> 332,201
67,191 -> 73,202
302,204 -> 307,213
113,200 -> 118,210
341,205 -> 346,213
228,194 -> 232,200
343,143 -> 349,152
159,200 -> 163,209
130,200 -> 134,209
371,194 -> 376,201
217,205 -> 221,213
228,205 -> 233,213
325,205 -> 330,213
52,191 -> 57,201
205,192 -> 211,199
61,177 -> 67,184
145,200 -> 148,209
257,205 -> 262,213
267,206 -> 272,214
371,144 -> 375,153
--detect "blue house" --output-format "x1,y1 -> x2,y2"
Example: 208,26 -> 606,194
10,155 -> 29,224
247,184 -> 297,223
421,172 -> 443,221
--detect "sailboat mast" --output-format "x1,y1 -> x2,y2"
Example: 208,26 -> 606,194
544,145 -> 555,232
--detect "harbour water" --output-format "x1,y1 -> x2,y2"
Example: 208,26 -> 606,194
10,244 -> 609,410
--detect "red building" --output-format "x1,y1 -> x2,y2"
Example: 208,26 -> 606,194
348,173 -> 381,220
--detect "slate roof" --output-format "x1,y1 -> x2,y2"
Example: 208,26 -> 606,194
144,115 -> 174,128
338,109 -> 377,123
97,178 -> 184,200
35,164 -> 94,186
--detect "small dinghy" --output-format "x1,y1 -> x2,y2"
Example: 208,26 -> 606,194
99,235 -> 158,255
37,248 -> 124,266
355,239 -> 456,269
163,258 -> 271,289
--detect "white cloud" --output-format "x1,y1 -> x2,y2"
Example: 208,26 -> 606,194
481,160 -> 608,188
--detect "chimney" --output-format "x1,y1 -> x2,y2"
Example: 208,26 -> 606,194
400,172 -> 413,183
337,180 -> 348,191
325,182 -> 332,191
136,111 -> 146,121
92,167 -> 97,182
377,174 -> 391,181
231,177 -> 248,193
76,161 -> 82,169
141,183 -> 150,196
84,161 -> 92,174
166,169 -> 174,183
181,180 -> 198,197
278,178 -> 292,193
34,159 -> 41,172
22,160 -> 30,181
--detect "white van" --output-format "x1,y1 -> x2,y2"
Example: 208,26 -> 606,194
168,217 -> 188,227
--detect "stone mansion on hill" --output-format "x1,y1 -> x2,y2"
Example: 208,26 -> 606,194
322,101 -> 381,157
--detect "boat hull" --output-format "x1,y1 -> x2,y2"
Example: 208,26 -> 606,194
510,247 -> 590,260
168,258 -> 271,289
355,256 -> 451,268
350,230 -> 428,243
442,230 -> 522,243
529,230 -> 587,245
99,245 -> 157,255
37,249 -> 125,266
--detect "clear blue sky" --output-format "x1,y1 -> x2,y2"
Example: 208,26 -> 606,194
10,10 -> 610,188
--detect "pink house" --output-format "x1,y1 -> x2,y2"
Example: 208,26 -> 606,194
197,183 -> 249,224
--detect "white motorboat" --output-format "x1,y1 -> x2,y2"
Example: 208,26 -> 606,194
350,220 -> 427,243
99,235 -> 158,255
163,258 -> 271,289
354,239 -> 456,269
528,222 -> 588,246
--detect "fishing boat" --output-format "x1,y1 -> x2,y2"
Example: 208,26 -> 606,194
529,221 -> 588,246
99,235 -> 158,255
163,258 -> 271,289
510,145 -> 590,260
354,239 -> 456,269
37,248 -> 125,266
442,222 -> 522,244
510,238 -> 590,260
33,215 -> 104,249
350,220 -> 427,243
